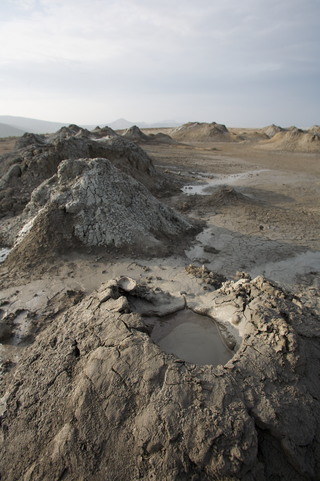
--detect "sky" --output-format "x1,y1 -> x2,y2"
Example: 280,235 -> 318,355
0,0 -> 319,127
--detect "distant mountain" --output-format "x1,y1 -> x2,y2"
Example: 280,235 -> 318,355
107,118 -> 135,130
0,116 -> 69,134
0,115 -> 181,136
0,122 -> 26,138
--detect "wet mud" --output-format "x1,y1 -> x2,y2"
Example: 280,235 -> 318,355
146,309 -> 233,366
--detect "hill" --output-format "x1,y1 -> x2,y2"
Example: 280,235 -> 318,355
0,122 -> 26,138
0,116 -> 68,135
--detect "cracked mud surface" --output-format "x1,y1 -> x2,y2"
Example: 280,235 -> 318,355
1,128 -> 320,479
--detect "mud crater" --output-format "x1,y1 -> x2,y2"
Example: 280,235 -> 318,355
144,308 -> 234,366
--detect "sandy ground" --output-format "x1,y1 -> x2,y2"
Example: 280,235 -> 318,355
1,130 -> 320,368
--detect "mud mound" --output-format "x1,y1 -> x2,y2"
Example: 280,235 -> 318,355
232,130 -> 268,141
123,127 -> 178,145
0,126 -> 158,219
262,124 -> 284,138
185,264 -> 226,288
5,157 -> 194,267
177,187 -> 256,213
1,275 -> 320,479
13,132 -> 47,150
86,136 -> 156,181
201,186 -> 254,207
147,132 -> 178,144
4,204 -> 81,269
122,125 -> 148,142
47,124 -> 95,141
170,122 -> 242,142
91,125 -> 119,138
308,125 -> 320,134
257,128 -> 320,153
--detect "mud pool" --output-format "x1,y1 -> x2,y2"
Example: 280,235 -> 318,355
145,309 -> 233,366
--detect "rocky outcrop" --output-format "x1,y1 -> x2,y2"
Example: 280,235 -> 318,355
1,275 -> 319,480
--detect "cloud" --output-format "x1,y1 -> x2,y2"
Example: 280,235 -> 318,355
1,0 -> 319,125
2,0 -> 318,67
8,0 -> 37,10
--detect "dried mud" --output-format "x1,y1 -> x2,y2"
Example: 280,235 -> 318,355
0,125 -> 320,480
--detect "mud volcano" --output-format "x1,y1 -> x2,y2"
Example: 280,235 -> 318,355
110,275 -> 235,366
1,274 -> 320,480
2,156 -> 198,269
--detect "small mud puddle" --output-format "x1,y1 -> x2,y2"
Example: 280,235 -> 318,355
145,309 -> 233,366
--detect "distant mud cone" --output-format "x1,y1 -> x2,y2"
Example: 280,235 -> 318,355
258,126 -> 320,152
170,121 -> 243,142
122,125 -> 149,141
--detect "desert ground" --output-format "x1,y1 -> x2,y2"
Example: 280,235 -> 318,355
0,122 -> 320,480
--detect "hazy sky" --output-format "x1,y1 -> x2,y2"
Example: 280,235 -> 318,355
1,0 -> 319,126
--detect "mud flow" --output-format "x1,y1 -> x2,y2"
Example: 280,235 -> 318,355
181,169 -> 269,195
145,309 -> 233,366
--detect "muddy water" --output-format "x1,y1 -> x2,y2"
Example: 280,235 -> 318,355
145,309 -> 233,366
